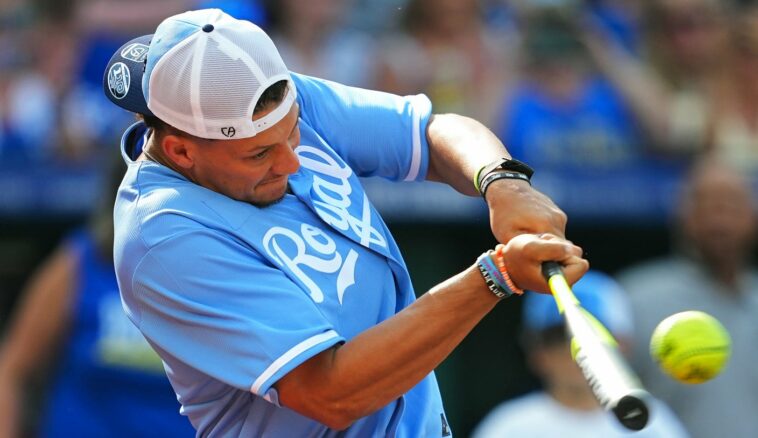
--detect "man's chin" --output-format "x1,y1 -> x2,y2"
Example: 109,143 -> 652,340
249,183 -> 289,208
251,194 -> 286,208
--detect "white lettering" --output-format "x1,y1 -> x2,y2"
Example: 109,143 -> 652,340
263,225 -> 343,303
297,145 -> 353,179
262,145 -> 389,305
297,145 -> 386,249
337,249 -> 358,304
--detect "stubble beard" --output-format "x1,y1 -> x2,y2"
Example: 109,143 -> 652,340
249,181 -> 289,208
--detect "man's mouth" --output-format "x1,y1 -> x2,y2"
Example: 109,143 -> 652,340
259,175 -> 286,186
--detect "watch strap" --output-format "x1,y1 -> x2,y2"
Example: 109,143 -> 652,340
480,171 -> 532,198
475,158 -> 534,197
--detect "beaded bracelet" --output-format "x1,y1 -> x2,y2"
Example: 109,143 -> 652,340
493,245 -> 524,296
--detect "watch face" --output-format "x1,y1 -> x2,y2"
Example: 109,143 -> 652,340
499,159 -> 534,178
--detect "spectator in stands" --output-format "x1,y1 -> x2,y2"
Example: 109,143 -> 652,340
0,155 -> 195,437
0,0 -> 29,158
0,11 -> 79,162
695,4 -> 758,170
495,4 -> 645,170
472,270 -> 688,438
585,0 -> 736,160
376,0 -> 513,126
583,0 -> 643,55
268,0 -> 379,88
2,0 -> 262,163
347,0 -> 408,35
61,0 -> 207,160
617,157 -> 758,438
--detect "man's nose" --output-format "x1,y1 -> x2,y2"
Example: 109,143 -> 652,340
273,142 -> 300,175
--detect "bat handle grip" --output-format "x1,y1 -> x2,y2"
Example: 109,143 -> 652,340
541,261 -> 563,280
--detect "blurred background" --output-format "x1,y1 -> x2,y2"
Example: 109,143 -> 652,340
1,0 -> 758,436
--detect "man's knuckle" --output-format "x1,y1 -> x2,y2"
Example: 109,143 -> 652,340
522,239 -> 538,252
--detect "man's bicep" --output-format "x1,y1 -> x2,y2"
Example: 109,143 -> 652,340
273,343 -> 340,412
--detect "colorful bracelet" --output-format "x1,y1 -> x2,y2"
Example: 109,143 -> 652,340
493,245 -> 524,296
476,251 -> 519,300
479,252 -> 509,291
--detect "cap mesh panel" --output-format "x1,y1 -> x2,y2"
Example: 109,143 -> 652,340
147,12 -> 292,138
199,37 -> 260,121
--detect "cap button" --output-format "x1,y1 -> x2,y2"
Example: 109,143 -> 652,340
202,24 -> 214,33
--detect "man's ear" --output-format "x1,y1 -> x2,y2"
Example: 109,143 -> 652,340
161,134 -> 196,169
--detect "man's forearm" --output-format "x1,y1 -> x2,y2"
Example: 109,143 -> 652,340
276,264 -> 499,429
423,113 -> 567,242
276,234 -> 586,429
425,113 -> 512,196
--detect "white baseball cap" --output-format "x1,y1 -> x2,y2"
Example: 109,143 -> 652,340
104,8 -> 296,140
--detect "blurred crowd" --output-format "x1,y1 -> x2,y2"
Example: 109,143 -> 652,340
1,0 -> 758,173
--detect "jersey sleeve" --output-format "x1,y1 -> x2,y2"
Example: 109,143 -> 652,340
126,227 -> 344,401
291,72 -> 432,182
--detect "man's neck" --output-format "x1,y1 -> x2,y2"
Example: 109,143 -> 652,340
690,250 -> 745,292
142,132 -> 181,174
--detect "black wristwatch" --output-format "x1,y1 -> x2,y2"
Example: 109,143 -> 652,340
475,158 -> 534,198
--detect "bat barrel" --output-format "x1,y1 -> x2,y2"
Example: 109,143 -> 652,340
541,261 -> 652,431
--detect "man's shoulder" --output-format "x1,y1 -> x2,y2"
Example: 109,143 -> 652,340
289,72 -> 336,102
118,170 -> 255,249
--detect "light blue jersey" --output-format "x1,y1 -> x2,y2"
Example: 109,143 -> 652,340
114,73 -> 451,437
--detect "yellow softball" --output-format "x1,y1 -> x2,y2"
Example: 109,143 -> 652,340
650,311 -> 731,384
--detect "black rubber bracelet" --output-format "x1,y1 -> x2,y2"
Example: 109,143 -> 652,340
480,170 -> 531,199
475,158 -> 534,196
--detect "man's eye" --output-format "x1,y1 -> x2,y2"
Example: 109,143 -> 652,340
250,149 -> 270,160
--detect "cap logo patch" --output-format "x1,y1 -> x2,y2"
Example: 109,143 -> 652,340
221,127 -> 236,138
107,62 -> 130,100
121,43 -> 149,62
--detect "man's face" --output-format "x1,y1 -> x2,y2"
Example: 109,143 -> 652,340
681,167 -> 756,261
533,341 -> 588,392
184,102 -> 301,207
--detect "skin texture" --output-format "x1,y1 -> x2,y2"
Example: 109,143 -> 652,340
424,114 -> 568,244
275,234 -> 586,429
143,102 -> 301,207
142,99 -> 587,429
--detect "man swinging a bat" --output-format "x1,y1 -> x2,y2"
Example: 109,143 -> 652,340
104,8 -> 588,437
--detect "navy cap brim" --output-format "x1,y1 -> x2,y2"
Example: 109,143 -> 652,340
103,34 -> 154,116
